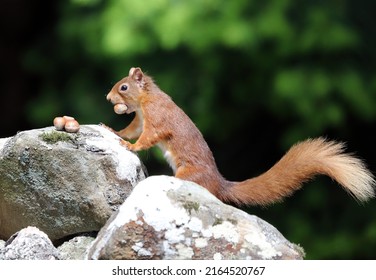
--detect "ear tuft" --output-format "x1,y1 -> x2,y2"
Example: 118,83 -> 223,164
129,67 -> 136,76
129,67 -> 143,82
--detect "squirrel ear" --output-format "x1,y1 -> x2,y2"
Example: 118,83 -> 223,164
129,67 -> 144,83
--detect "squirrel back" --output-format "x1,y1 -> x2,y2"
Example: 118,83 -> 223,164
105,67 -> 375,206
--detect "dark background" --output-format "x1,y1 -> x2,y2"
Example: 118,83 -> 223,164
1,0 -> 376,259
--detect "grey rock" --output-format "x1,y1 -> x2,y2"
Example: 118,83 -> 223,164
0,125 -> 146,241
87,176 -> 304,260
57,236 -> 95,260
0,226 -> 60,260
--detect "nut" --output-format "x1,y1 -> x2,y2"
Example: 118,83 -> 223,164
114,104 -> 128,114
53,117 -> 66,131
64,119 -> 80,133
63,115 -> 75,122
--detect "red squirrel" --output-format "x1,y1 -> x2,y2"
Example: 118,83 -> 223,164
103,67 -> 375,206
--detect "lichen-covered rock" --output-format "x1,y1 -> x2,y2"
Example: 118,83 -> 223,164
0,125 -> 146,241
0,227 -> 60,260
87,176 -> 304,260
57,236 -> 95,260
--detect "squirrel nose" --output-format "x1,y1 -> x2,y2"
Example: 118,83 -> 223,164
106,92 -> 111,102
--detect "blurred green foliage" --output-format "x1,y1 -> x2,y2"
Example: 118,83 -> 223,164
14,0 -> 376,258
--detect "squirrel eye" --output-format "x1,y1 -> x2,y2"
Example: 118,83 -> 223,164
119,84 -> 128,92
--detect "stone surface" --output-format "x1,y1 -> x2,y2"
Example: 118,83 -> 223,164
57,236 -> 95,260
0,226 -> 60,260
87,176 -> 304,260
0,125 -> 146,241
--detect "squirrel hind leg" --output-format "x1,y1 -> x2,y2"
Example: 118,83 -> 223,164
175,166 -> 228,199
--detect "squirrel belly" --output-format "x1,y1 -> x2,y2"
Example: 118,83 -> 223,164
105,67 -> 375,206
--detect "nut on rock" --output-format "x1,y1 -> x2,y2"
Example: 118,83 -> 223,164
53,116 -> 80,133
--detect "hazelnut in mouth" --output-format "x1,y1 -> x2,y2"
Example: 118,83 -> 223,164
114,104 -> 128,114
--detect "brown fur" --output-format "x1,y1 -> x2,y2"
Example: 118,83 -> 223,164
104,67 -> 375,206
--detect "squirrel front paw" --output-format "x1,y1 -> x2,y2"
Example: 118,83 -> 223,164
119,139 -> 133,150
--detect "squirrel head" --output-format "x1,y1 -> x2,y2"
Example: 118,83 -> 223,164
106,67 -> 148,114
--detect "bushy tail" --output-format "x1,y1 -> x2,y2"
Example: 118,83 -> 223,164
220,138 -> 375,206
